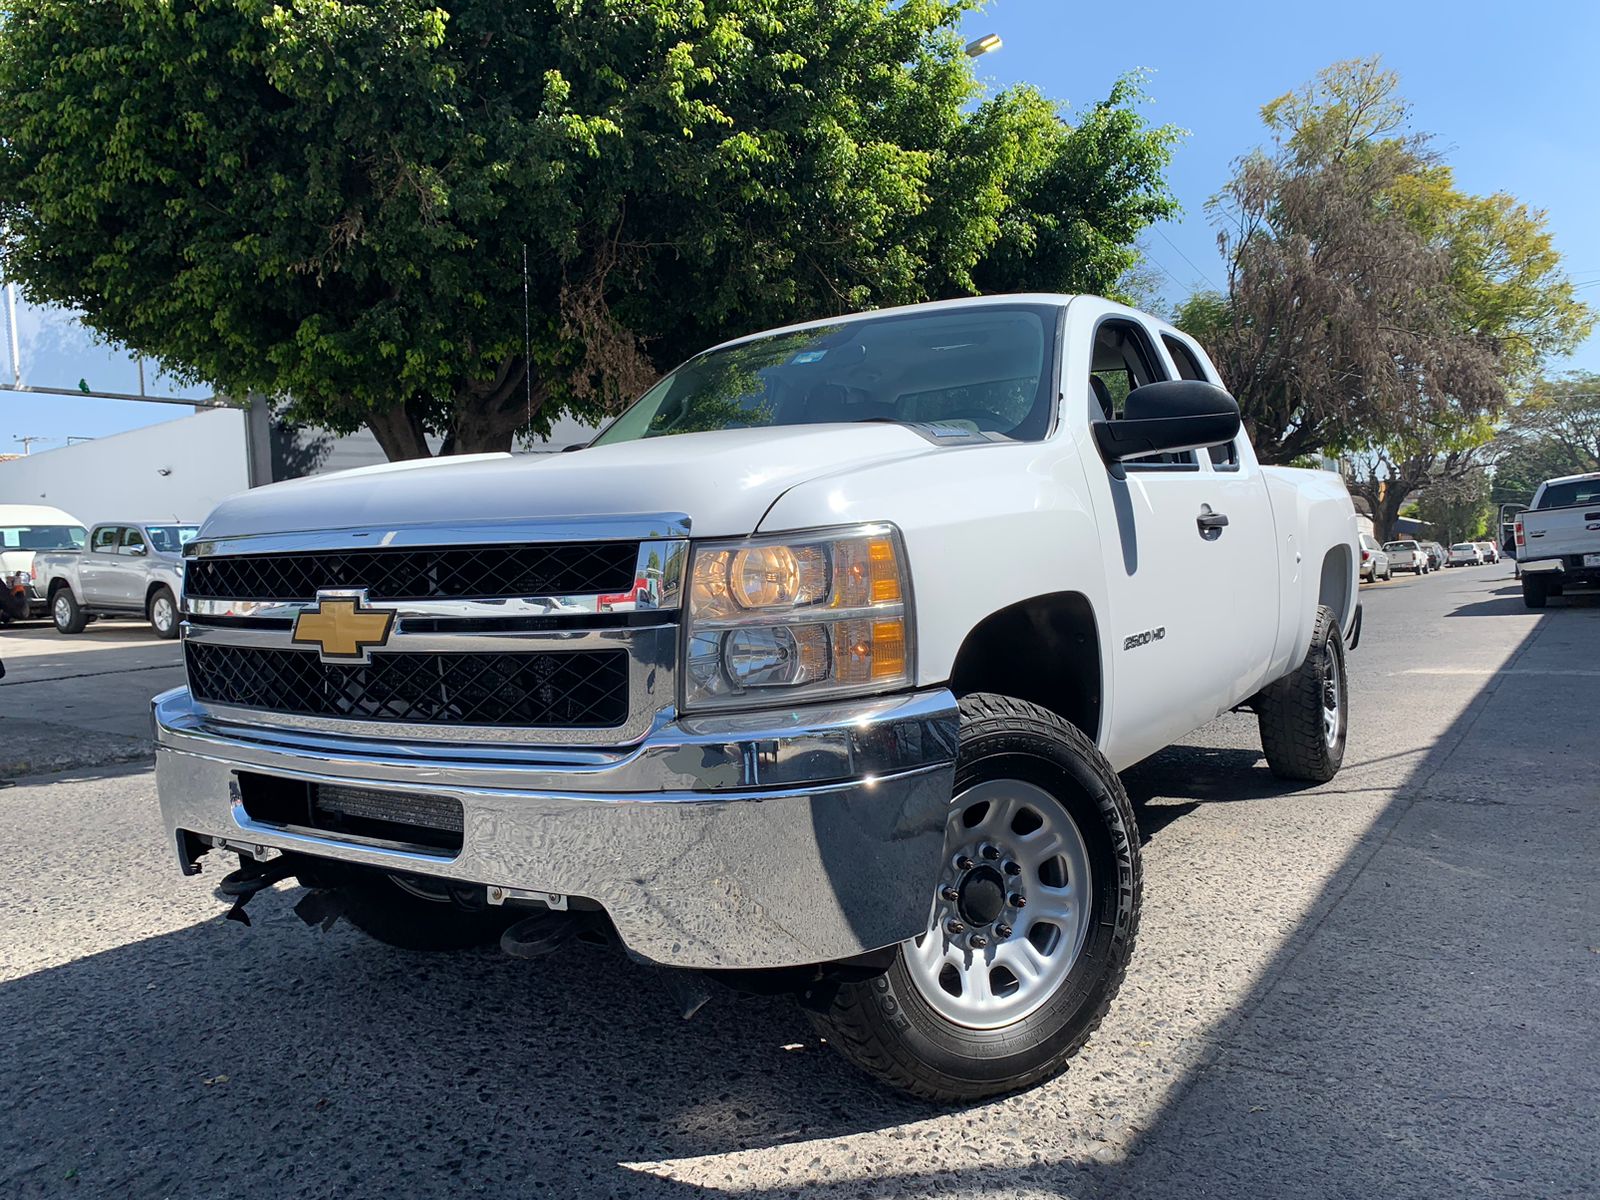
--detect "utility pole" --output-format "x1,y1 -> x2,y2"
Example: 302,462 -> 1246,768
13,435 -> 50,455
4,280 -> 19,388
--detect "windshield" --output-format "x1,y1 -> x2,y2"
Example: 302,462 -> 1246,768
145,525 -> 199,554
593,305 -> 1056,446
1535,478 -> 1600,509
1383,542 -> 1416,551
1452,544 -> 1474,552
0,524 -> 86,551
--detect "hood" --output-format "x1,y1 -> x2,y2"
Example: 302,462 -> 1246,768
198,424 -> 945,542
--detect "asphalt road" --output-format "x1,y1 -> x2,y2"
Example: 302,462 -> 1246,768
0,567 -> 1595,1198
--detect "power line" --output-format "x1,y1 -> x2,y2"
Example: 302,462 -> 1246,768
1154,227 -> 1223,292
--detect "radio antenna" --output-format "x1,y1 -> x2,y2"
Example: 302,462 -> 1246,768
522,243 -> 532,430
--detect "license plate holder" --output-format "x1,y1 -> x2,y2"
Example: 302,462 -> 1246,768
1583,553 -> 1600,568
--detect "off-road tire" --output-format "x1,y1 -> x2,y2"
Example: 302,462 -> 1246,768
51,587 -> 87,634
807,693 -> 1141,1102
1522,577 -> 1548,609
148,585 -> 180,639
338,875 -> 516,951
1257,604 -> 1348,782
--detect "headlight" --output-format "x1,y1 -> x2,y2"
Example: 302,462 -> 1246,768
684,524 -> 913,710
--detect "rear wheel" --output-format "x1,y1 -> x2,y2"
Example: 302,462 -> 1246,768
808,693 -> 1140,1102
1257,605 -> 1348,783
51,588 -> 87,634
148,586 -> 179,639
1522,577 -> 1549,609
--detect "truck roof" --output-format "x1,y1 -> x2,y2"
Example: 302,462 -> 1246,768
1537,470 -> 1600,487
0,503 -> 84,526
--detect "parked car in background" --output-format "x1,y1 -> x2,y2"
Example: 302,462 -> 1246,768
34,520 -> 199,638
1515,470 -> 1600,608
0,504 -> 87,620
1474,541 -> 1500,564
1422,541 -> 1447,571
152,293 -> 1363,1101
1360,533 -> 1392,581
1382,539 -> 1430,574
1447,542 -> 1483,567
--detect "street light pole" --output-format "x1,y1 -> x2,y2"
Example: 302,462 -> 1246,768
4,280 -> 19,388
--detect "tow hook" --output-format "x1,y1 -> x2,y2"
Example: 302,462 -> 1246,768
214,853 -> 294,926
500,908 -> 581,960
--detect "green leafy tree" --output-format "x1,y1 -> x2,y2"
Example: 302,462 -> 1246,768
1409,469 -> 1492,548
1489,371 -> 1600,505
0,0 -> 1179,459
1181,57 -> 1591,517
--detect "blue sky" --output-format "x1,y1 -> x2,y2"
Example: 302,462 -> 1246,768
4,0 -> 1598,453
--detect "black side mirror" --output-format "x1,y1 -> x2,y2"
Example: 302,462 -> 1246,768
1092,380 -> 1242,475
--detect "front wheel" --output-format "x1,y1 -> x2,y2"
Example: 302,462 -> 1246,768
808,693 -> 1141,1102
52,588 -> 87,634
148,586 -> 180,639
1256,605 -> 1348,782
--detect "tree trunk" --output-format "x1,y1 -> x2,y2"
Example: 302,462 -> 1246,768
367,400 -> 432,460
446,358 -> 548,456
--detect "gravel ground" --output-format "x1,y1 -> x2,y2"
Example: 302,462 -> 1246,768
0,567 -> 1595,1198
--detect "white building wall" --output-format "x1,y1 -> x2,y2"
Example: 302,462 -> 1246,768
0,407 -> 250,526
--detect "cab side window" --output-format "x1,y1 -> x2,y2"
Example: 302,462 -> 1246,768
119,527 -> 147,556
1092,321 -> 1195,469
1162,333 -> 1238,470
91,526 -> 120,553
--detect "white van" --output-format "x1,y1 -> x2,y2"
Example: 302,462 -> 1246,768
0,504 -> 88,620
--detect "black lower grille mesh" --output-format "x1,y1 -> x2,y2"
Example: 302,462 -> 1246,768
186,642 -> 628,728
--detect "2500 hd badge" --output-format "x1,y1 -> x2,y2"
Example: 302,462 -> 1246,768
155,295 -> 1361,1101
1123,626 -> 1166,651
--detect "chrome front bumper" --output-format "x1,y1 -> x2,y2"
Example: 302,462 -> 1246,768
154,687 -> 959,970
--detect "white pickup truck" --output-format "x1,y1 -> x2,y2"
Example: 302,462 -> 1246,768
35,520 -> 198,638
154,295 -> 1361,1100
1515,470 -> 1600,608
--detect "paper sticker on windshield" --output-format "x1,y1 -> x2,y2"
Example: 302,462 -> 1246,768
792,350 -> 827,364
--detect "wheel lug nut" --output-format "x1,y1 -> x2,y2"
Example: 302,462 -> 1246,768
980,845 -> 1000,861
1003,861 -> 1021,876
940,885 -> 960,902
996,923 -> 1013,939
946,920 -> 966,935
1009,893 -> 1026,908
969,933 -> 989,948
956,855 -> 975,871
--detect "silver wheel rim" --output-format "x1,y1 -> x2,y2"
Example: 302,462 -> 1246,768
153,595 -> 174,633
1322,647 -> 1342,748
54,594 -> 70,625
904,778 -> 1093,1030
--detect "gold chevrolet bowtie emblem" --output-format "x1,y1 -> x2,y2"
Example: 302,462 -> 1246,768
292,593 -> 396,662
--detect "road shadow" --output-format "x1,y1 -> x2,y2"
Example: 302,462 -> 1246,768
1449,588 -> 1600,618
1080,615 -> 1600,1198
0,891 -> 943,1198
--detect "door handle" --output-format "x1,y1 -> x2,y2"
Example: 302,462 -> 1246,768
1197,507 -> 1229,539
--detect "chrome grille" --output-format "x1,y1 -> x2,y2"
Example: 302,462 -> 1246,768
186,642 -> 629,728
184,542 -> 638,602
180,519 -> 687,744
